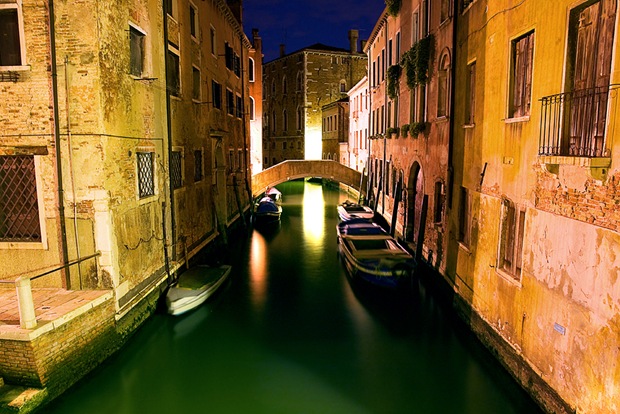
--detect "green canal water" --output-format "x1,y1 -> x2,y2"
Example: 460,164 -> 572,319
40,181 -> 543,414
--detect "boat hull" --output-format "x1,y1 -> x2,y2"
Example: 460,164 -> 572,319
337,221 -> 415,289
337,201 -> 374,222
166,265 -> 232,316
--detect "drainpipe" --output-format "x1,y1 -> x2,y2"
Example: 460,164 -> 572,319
447,0 -> 458,208
49,0 -> 70,288
162,2 -> 175,279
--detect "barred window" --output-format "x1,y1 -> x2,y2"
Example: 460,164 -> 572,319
194,149 -> 203,182
137,151 -> 155,198
170,150 -> 182,189
0,156 -> 41,242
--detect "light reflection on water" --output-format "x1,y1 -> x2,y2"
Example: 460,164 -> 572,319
40,180 -> 542,414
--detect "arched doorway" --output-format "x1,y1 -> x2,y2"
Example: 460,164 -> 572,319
405,162 -> 424,244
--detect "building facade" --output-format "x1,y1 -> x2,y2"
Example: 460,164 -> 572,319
248,28 -> 263,174
0,0 -> 252,399
449,0 -> 620,412
347,75 -> 370,173
321,98 -> 349,162
262,33 -> 367,167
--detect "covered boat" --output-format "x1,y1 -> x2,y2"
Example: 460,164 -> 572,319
337,220 -> 415,289
265,186 -> 282,204
337,200 -> 374,222
166,264 -> 232,316
253,196 -> 282,225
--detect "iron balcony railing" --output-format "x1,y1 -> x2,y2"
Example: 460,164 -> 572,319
539,84 -> 619,157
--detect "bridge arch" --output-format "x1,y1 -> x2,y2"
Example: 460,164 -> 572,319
251,160 -> 367,197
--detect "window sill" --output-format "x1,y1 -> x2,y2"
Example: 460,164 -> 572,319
0,241 -> 48,250
495,268 -> 522,287
463,123 -> 475,129
0,65 -> 30,72
539,155 -> 611,180
504,115 -> 530,124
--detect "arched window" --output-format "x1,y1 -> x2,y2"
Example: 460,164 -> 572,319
272,112 -> 276,133
340,80 -> 347,93
282,76 -> 287,94
248,58 -> 255,82
296,107 -> 303,130
249,97 -> 255,120
297,72 -> 303,91
271,80 -> 276,94
282,109 -> 288,131
437,51 -> 451,117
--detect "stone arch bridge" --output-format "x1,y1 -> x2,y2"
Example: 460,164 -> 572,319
251,160 -> 366,198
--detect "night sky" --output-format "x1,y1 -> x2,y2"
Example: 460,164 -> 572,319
243,0 -> 386,62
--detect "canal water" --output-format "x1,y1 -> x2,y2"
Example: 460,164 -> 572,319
41,181 -> 542,414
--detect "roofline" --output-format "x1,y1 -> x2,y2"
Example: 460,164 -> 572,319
364,8 -> 388,53
264,46 -> 367,65
216,0 -> 252,49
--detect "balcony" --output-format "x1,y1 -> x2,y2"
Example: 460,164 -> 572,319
538,85 -> 617,179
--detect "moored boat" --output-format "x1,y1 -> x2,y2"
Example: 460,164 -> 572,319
265,186 -> 282,204
253,196 -> 282,225
337,220 -> 416,289
337,200 -> 374,222
166,264 -> 232,316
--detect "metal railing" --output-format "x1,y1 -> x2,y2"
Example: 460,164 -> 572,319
0,252 -> 100,329
539,84 -> 618,157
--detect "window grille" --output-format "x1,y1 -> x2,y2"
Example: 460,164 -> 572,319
137,152 -> 155,198
0,156 -> 41,242
171,151 -> 182,189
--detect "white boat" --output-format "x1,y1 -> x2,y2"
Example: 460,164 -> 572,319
166,264 -> 232,316
266,186 -> 282,204
337,220 -> 415,289
337,200 -> 374,222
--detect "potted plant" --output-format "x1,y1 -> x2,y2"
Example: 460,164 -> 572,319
410,122 -> 426,137
387,127 -> 399,138
385,0 -> 402,16
400,124 -> 410,137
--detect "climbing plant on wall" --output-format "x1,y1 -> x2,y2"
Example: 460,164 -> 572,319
385,0 -> 402,16
400,34 -> 434,89
387,65 -> 401,100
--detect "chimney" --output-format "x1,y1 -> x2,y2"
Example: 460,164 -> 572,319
360,39 -> 368,51
280,44 -> 286,58
252,28 -> 262,51
348,29 -> 359,53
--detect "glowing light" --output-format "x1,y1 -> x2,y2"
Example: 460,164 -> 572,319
249,232 -> 268,312
304,128 -> 322,160
302,183 -> 325,247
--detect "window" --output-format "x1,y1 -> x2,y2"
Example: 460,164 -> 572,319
0,156 -> 41,242
167,45 -> 180,96
129,25 -> 145,77
236,95 -> 242,118
165,0 -> 178,19
509,31 -> 534,118
226,89 -> 234,116
297,72 -> 303,91
210,26 -> 217,56
283,109 -> 288,131
412,10 -> 419,44
396,32 -> 401,61
465,61 -> 476,125
282,76 -> 287,94
458,187 -> 471,247
189,3 -> 198,39
296,107 -> 303,130
271,80 -> 276,94
248,58 -> 255,82
272,112 -> 276,133
171,150 -> 183,189
498,199 -> 525,279
388,39 -> 393,66
433,181 -> 445,223
192,66 -> 200,100
340,81 -> 346,93
441,0 -> 451,22
194,149 -> 203,182
381,49 -> 385,81
212,81 -> 222,109
0,3 -> 25,67
137,151 -> 155,198
249,97 -> 255,120
282,141 -> 287,150
437,53 -> 450,117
